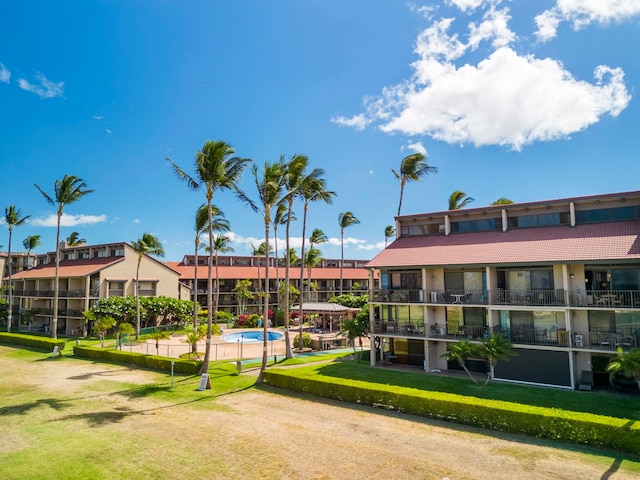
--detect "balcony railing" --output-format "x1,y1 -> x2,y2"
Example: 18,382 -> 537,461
569,290 -> 640,309
374,289 -> 424,303
571,329 -> 638,350
492,289 -> 566,306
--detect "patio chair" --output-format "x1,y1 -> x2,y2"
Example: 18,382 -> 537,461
578,370 -> 593,391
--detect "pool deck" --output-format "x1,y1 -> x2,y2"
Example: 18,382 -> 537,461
113,328 -> 369,362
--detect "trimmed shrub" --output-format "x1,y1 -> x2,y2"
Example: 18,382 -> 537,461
293,332 -> 312,349
263,370 -> 640,454
73,345 -> 201,374
0,332 -> 66,352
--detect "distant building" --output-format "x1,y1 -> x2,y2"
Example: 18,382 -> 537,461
167,255 -> 376,316
367,190 -> 640,390
6,242 -> 189,336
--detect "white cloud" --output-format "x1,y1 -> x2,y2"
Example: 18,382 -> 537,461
18,72 -> 64,99
446,0 -> 496,13
331,113 -> 370,130
105,129 -> 112,135
133,219 -> 140,224
405,141 -> 427,155
92,115 -> 104,120
0,63 -> 10,83
535,0 -> 640,41
336,6 -> 631,151
31,213 -> 107,227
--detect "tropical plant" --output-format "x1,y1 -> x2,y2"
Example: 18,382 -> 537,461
338,211 -> 359,295
192,204 -> 229,330
476,334 -> 515,384
143,329 -> 172,355
65,231 -> 86,246
340,315 -> 368,360
281,155 -> 326,358
252,241 -> 272,299
83,311 -> 116,348
182,325 -> 207,358
440,339 -> 479,384
35,175 -> 93,338
306,228 -> 328,304
272,202 -> 287,293
448,190 -> 475,210
295,179 -> 335,350
22,234 -> 41,269
210,235 -> 234,326
328,294 -> 368,309
131,233 -> 165,339
252,160 -> 287,378
491,197 -> 514,205
233,279 -> 254,314
384,225 -> 395,248
4,205 -> 30,332
168,139 -> 252,374
607,347 -> 640,390
117,322 -> 135,349
392,152 -> 438,216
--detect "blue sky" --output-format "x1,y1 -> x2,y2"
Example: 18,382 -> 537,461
1,1 -> 639,262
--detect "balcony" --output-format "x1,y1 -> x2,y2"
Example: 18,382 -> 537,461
569,290 -> 640,309
496,325 -> 567,346
571,329 -> 638,351
372,321 -> 425,336
374,289 -> 424,303
492,289 -> 565,306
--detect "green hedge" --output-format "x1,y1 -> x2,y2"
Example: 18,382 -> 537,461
0,332 -> 66,352
263,370 -> 640,454
73,346 -> 201,374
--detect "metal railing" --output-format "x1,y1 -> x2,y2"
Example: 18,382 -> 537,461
570,290 -> 640,309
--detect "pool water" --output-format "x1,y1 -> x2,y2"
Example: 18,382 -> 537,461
221,330 -> 284,343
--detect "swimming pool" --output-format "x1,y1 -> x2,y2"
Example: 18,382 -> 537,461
221,330 -> 283,343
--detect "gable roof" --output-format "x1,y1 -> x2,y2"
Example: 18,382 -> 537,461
367,221 -> 640,268
8,256 -> 125,280
165,263 -> 373,281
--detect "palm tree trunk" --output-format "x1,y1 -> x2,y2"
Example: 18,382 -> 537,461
257,219 -> 271,382
200,197 -> 214,375
283,202 -> 293,359
6,227 -> 13,332
297,204 -> 309,350
339,230 -> 344,296
397,181 -> 405,216
135,257 -> 141,339
460,362 -> 478,384
52,213 -> 61,339
193,240 -> 199,331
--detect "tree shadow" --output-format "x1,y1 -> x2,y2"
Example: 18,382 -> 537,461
0,397 -> 70,417
67,368 -> 136,380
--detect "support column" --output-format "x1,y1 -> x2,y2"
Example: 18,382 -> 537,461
368,269 -> 376,367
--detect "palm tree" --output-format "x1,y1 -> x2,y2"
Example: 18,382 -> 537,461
440,339 -> 479,384
392,153 -> 438,216
4,206 -> 31,332
211,234 -> 234,326
492,197 -> 514,205
338,211 -> 359,295
252,160 -> 287,379
35,175 -> 93,339
306,228 -> 328,304
252,241 -> 272,300
22,235 -> 41,269
65,231 -> 86,246
192,204 -> 229,334
607,347 -> 640,390
477,334 -> 515,384
304,247 -> 323,303
168,140 -> 252,375
281,155 -> 324,358
296,180 -> 335,349
131,233 -> 165,339
272,202 -> 287,296
448,190 -> 475,210
384,225 -> 395,248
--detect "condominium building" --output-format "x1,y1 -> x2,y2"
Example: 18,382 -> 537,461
166,255 -> 375,315
366,190 -> 640,390
6,242 -> 190,336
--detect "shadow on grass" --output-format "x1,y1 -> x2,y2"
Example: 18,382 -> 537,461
0,398 -> 70,417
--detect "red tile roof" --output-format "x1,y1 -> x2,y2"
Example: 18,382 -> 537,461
165,262 -> 373,281
367,221 -> 640,268
8,257 -> 125,280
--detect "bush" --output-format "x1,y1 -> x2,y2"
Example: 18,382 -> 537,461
263,370 -> 640,454
73,345 -> 201,374
0,332 -> 66,353
234,314 -> 259,328
293,332 -> 312,349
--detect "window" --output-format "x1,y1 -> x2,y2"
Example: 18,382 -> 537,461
575,206 -> 639,224
508,212 -> 569,229
450,218 -> 501,233
113,248 -> 124,256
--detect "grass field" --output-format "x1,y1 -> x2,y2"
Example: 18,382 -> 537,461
2,344 -> 640,479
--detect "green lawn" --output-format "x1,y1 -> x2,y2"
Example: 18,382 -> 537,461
285,360 -> 640,421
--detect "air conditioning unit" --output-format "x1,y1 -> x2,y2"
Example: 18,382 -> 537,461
574,334 -> 583,347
